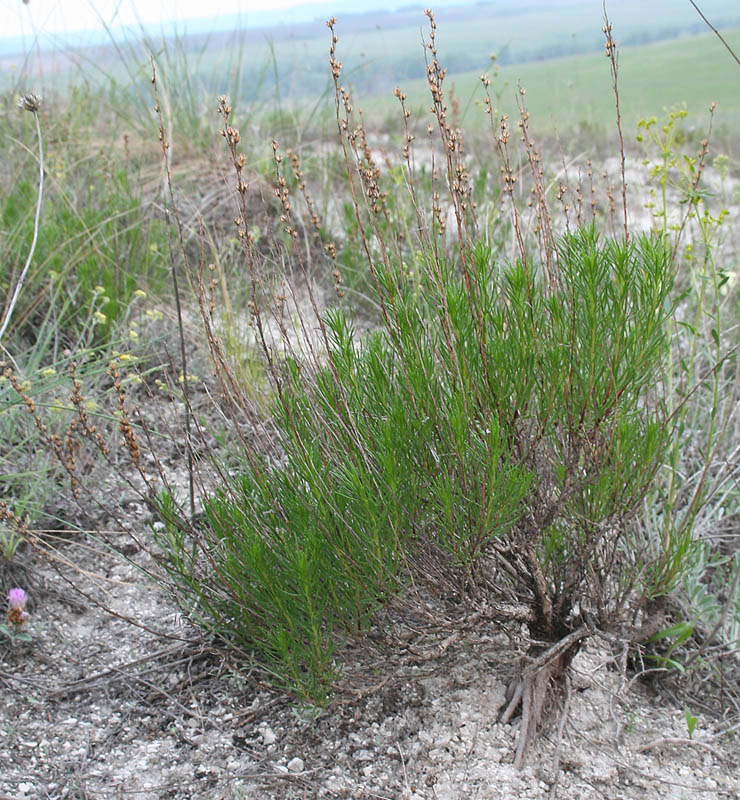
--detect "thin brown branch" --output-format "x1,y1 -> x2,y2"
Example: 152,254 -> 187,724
689,0 -> 740,68
603,3 -> 628,243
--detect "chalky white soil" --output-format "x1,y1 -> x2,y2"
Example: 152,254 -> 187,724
1,518 -> 738,800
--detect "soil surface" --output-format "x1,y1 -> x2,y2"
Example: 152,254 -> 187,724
1,510 -> 739,800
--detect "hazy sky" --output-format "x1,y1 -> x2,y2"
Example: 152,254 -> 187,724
1,0 -> 326,39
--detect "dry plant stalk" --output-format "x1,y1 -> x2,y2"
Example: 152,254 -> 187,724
0,93 -> 44,343
151,60 -> 195,516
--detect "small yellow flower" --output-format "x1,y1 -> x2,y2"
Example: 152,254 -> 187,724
94,285 -> 106,294
39,367 -> 57,377
94,311 -> 107,324
134,289 -> 147,299
128,329 -> 139,340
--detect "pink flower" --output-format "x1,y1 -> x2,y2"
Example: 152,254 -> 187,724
8,588 -> 26,608
7,587 -> 29,629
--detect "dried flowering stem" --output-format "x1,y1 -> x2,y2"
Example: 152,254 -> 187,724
516,84 -> 556,285
602,6 -> 628,243
326,18 -> 398,340
151,60 -> 194,517
217,94 -> 280,392
0,93 -> 44,342
2,360 -> 81,499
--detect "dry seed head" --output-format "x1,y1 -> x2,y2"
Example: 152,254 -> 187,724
17,92 -> 41,113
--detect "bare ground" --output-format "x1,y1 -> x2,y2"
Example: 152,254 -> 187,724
1,508 -> 739,800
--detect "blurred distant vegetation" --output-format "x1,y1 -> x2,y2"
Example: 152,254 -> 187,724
3,0 -> 740,134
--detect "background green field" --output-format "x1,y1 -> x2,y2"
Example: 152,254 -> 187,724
4,1 -> 739,139
359,26 -> 740,139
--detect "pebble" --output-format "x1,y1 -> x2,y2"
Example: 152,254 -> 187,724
5,542 -> 736,800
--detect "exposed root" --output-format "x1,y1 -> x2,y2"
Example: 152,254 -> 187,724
514,656 -> 554,769
500,625 -> 589,769
548,673 -> 572,799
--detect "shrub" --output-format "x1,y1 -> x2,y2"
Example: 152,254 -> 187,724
155,226 -> 679,700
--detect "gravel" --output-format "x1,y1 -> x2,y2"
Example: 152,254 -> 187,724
2,524 -> 739,800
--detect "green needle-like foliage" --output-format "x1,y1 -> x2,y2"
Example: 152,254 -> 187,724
155,227 -> 678,701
